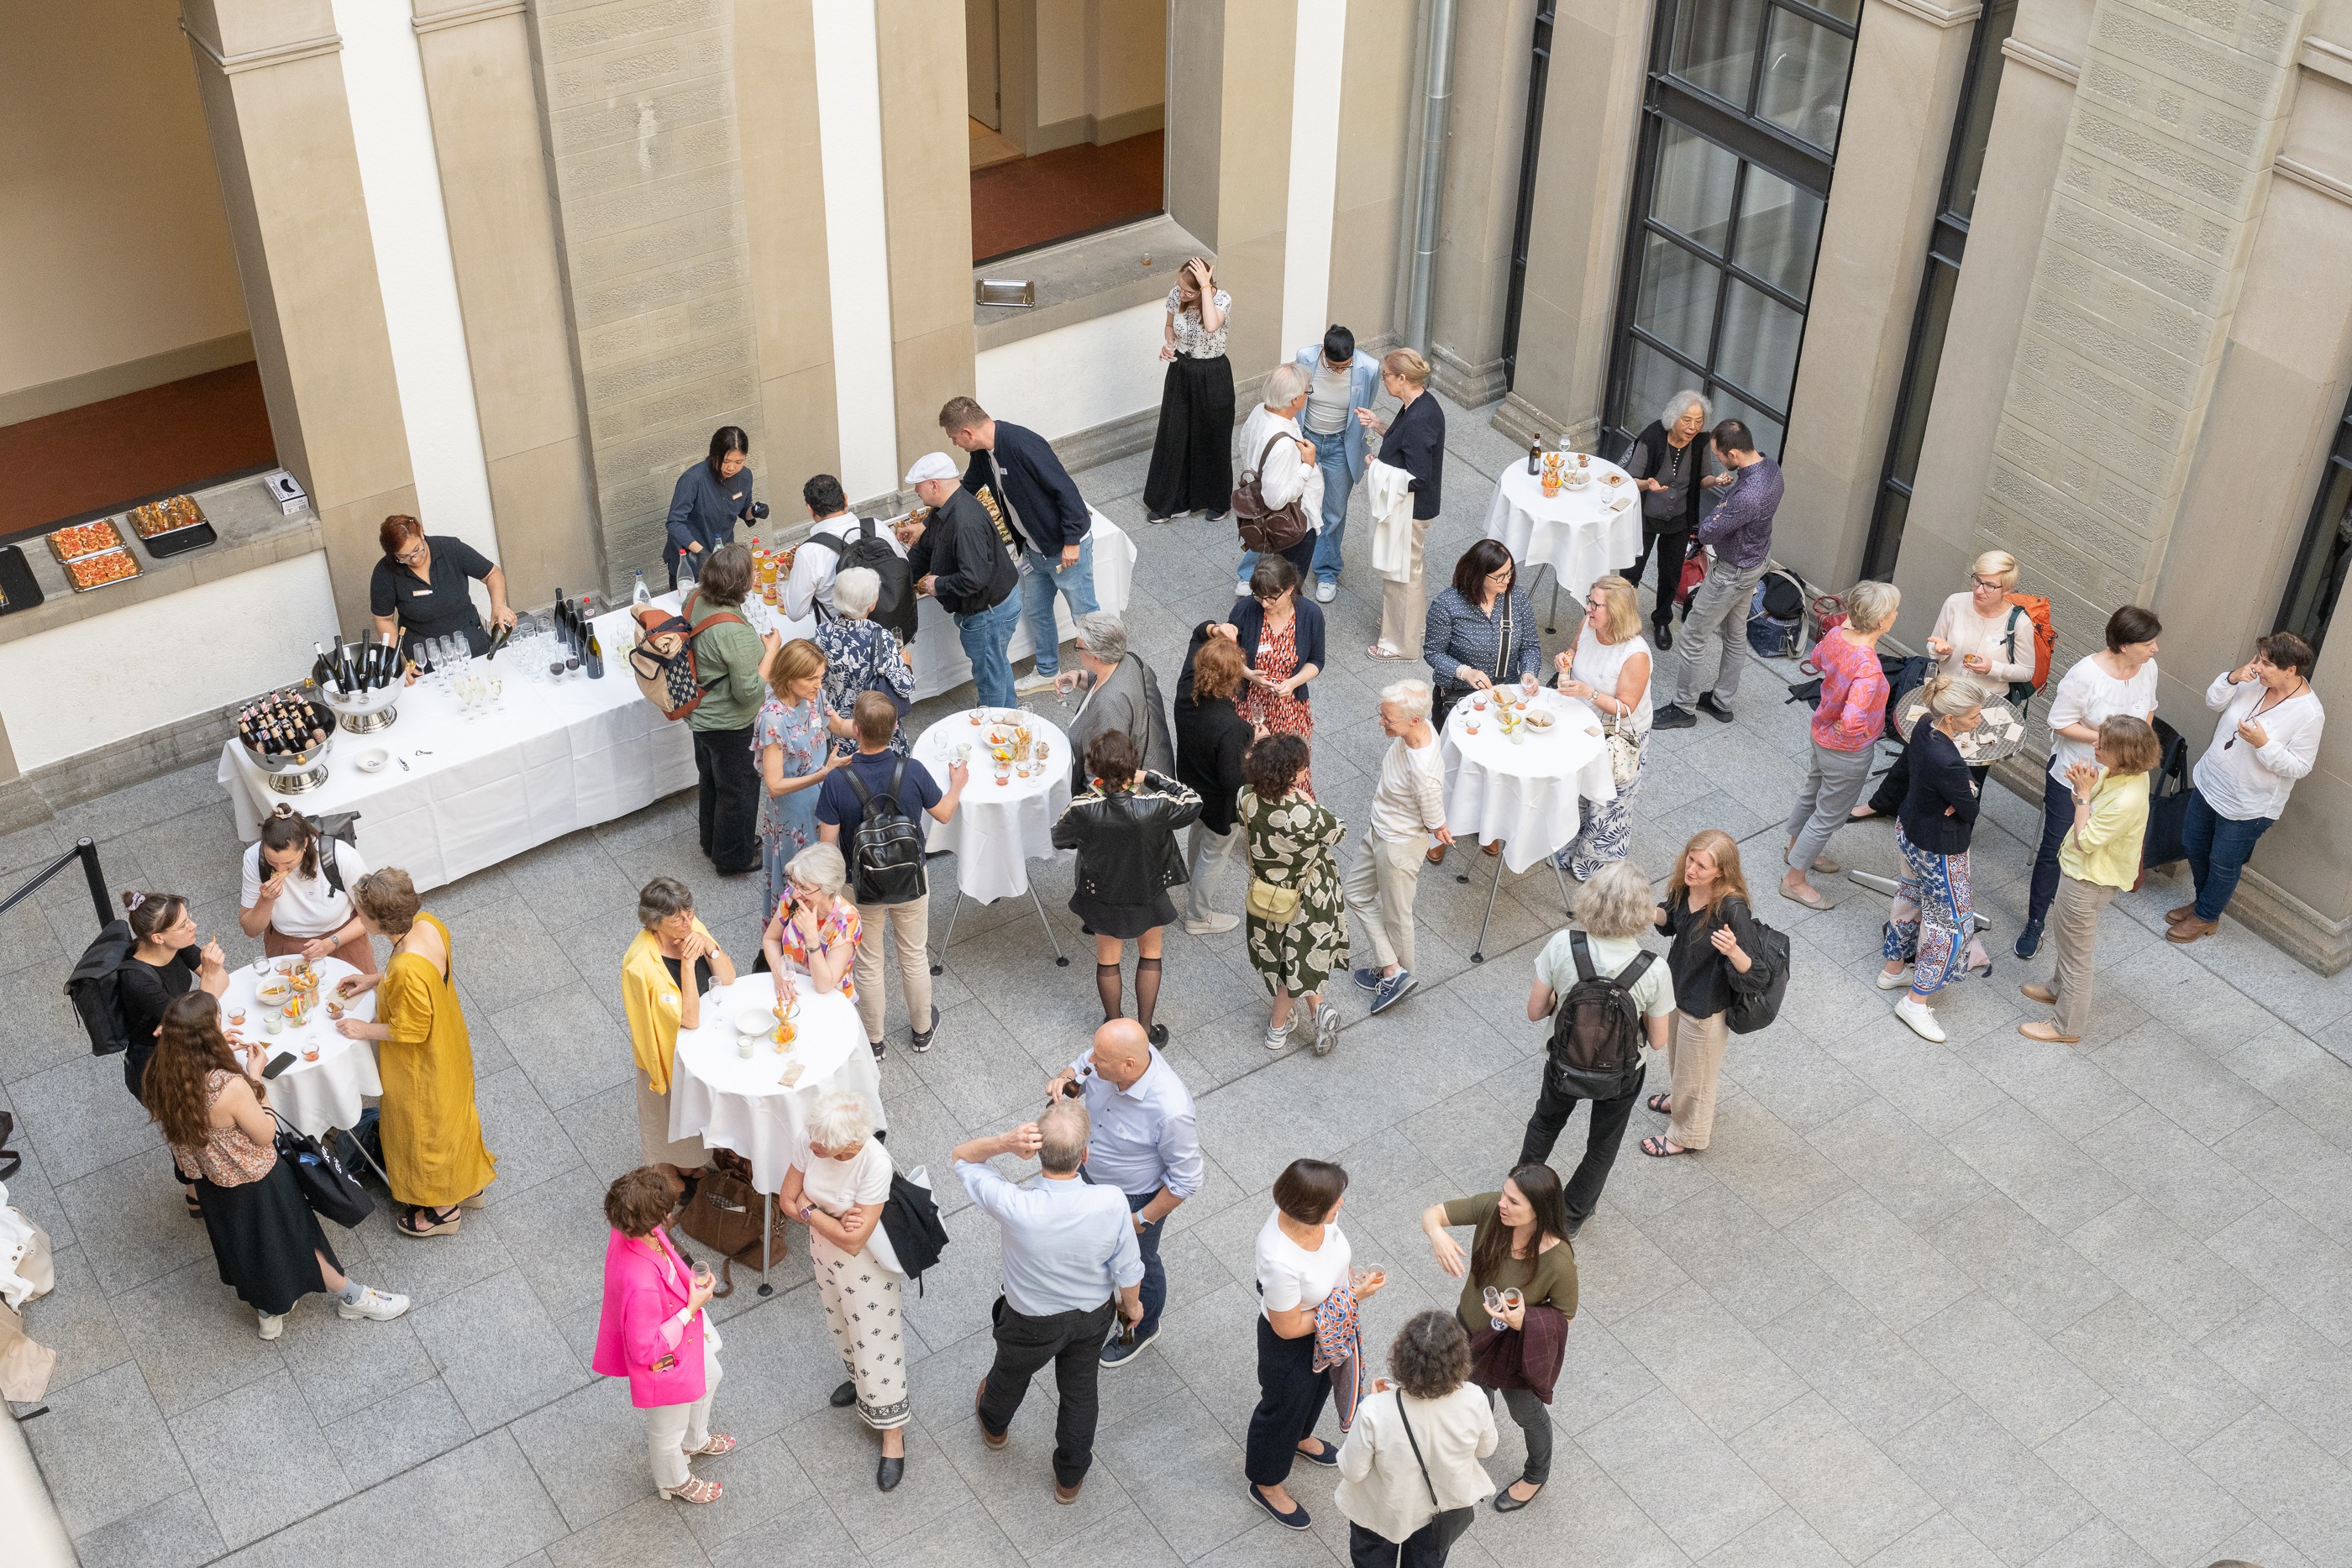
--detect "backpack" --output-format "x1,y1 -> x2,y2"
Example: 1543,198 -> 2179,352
299,813 -> 362,895
2000,593 -> 2058,706
877,1165 -> 952,1297
1747,570 -> 1804,658
1724,911 -> 1792,1036
842,757 -> 928,905
1545,931 -> 1656,1099
627,589 -> 748,722
64,920 -> 138,1057
806,517 -> 918,643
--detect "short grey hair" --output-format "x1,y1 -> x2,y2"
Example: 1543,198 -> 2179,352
809,1090 -> 876,1153
1037,1100 -> 1089,1173
1380,679 -> 1432,721
637,876 -> 694,931
1265,362 -> 1310,406
1845,579 -> 1900,635
1578,862 -> 1655,939
1074,611 -> 1128,666
785,842 -> 848,902
1661,389 -> 1712,430
832,566 -> 880,618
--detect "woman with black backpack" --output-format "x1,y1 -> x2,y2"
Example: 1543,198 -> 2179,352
1643,831 -> 1769,1157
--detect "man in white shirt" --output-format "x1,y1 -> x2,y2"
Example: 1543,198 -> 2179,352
1345,680 -> 1453,1017
2170,632 -> 2326,944
784,472 -> 906,622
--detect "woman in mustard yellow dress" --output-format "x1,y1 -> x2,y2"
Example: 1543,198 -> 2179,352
334,868 -> 497,1236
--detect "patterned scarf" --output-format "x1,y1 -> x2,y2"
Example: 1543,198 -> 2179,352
1312,1281 -> 1366,1432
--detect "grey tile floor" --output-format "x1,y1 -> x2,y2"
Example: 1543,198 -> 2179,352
8,395 -> 2352,1567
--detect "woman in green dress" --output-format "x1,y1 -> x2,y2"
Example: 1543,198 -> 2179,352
1241,733 -> 1350,1057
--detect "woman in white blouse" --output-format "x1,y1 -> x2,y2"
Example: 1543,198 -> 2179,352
237,804 -> 373,969
1234,361 -> 1325,591
1551,574 -> 1653,880
1854,550 -> 2037,821
1144,255 -> 1236,523
2169,632 -> 2326,945
2019,605 -> 2160,958
1336,1311 -> 1498,1565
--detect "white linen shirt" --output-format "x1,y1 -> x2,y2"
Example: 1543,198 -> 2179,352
2045,653 -> 2159,780
1335,1385 -> 1499,1544
1366,734 -> 1446,843
957,1160 -> 1142,1317
1068,1046 -> 1204,1199
2192,669 -> 2324,821
1238,403 -> 1325,527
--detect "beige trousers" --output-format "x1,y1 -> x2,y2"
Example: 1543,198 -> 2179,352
635,1070 -> 708,1171
1378,512 -> 1436,657
1341,831 -> 1425,973
1667,1010 -> 1729,1150
850,896 -> 932,1045
2048,874 -> 2118,1038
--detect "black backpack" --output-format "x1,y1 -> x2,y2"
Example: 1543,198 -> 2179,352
1725,914 -> 1792,1036
878,1166 -> 951,1296
65,919 -> 138,1057
1546,930 -> 1656,1099
808,517 -> 918,642
842,757 -> 928,905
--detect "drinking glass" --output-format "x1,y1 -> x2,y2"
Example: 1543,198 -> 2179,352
565,654 -> 581,679
250,954 -> 269,978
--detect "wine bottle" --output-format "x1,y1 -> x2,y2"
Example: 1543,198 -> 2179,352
585,628 -> 605,679
312,642 -> 335,690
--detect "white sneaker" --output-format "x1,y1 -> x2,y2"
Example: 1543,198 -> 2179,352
257,1311 -> 284,1340
1184,911 -> 1240,935
337,1287 -> 412,1322
1315,581 -> 1336,604
1263,1016 -> 1295,1051
1015,671 -> 1059,695
1893,996 -> 1946,1042
1875,966 -> 1912,991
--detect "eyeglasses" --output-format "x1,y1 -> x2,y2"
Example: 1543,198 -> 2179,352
1971,576 -> 2003,590
396,543 -> 428,566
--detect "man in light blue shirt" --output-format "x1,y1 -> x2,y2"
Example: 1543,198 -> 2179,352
956,1102 -> 1143,1504
1047,1019 -> 1201,1368
1292,324 -> 1384,602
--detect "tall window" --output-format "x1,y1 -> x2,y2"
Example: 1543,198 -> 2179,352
2281,397 -> 2352,655
1601,0 -> 1859,458
1859,0 -> 2015,579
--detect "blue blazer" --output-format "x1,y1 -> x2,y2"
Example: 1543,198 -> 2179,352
961,422 -> 1090,552
1229,595 -> 1326,703
1291,346 -> 1384,482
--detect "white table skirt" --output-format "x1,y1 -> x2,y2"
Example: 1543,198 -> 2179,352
910,710 -> 1074,901
219,956 -> 380,1137
1440,690 -> 1619,874
668,977 -> 886,1195
1481,460 -> 1644,600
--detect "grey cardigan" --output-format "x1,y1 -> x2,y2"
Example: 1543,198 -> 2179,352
1066,653 -> 1176,794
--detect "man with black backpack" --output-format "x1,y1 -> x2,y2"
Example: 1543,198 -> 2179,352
817,692 -> 969,1059
1517,863 -> 1676,1233
785,473 -> 916,642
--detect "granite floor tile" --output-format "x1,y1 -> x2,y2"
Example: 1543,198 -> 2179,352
1907,1293 -> 2108,1448
207,1429 -> 565,1568
1637,1182 -> 1831,1328
1730,1392 -> 1937,1561
510,1375 -> 658,1529
2195,1295 -> 2352,1459
1806,1096 -> 1991,1233
1577,1387 -> 1782,1558
113,1256 -> 290,1418
2039,1401 -> 2250,1567
2066,1197 -> 2265,1342
22,1359 -> 197,1539
408,1268 -> 591,1433
675,1431 -> 820,1554
2209,1106 -> 2352,1251
1884,1395 -> 2095,1565
2019,1516 -> 2162,1568
1783,1187 -> 1974,1334
2202,1200 -> 2352,1346
2050,1295 -> 2257,1451
1943,1099 -> 2131,1237
66,1487 -> 228,1568
486,983 -> 635,1112
544,1493 -> 710,1568
171,1368 -> 354,1549
19,1240 -> 133,1393
2077,1101 -> 2272,1240
2190,1407 -> 2352,1568
323,1375 -> 475,1491
780,1403 -> 974,1554
1698,1503 -> 1853,1568
1924,1191 -> 2116,1338
1614,1288 -> 1810,1441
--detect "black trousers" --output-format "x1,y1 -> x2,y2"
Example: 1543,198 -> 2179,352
1144,353 -> 1236,516
1519,1062 -> 1645,1221
691,722 -> 761,873
1245,1313 -> 1331,1486
2026,766 -> 2073,927
1627,527 -> 1692,625
978,1297 -> 1117,1488
1350,1518 -> 1455,1567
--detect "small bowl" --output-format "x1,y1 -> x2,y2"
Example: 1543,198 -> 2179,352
356,747 -> 390,774
257,981 -> 292,1005
735,1008 -> 776,1036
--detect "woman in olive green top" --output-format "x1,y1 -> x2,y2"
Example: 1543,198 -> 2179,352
1420,1162 -> 1577,1513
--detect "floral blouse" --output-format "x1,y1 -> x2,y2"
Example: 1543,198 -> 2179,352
814,618 -> 912,757
1809,628 -> 1889,752
770,898 -> 862,999
174,1069 -> 276,1187
1168,286 -> 1232,359
753,695 -> 831,855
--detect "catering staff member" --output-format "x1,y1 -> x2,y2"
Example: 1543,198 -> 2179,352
370,515 -> 513,664
666,426 -> 763,587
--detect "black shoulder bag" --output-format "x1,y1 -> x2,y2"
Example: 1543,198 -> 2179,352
270,1107 -> 375,1229
1394,1391 -> 1477,1551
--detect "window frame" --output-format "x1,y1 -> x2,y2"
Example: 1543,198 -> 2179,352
2277,401 -> 2352,657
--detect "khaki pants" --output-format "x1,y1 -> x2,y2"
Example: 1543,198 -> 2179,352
850,896 -> 932,1045
1341,831 -> 1424,973
1667,1010 -> 1729,1151
2048,874 -> 2118,1037
1378,512 -> 1436,658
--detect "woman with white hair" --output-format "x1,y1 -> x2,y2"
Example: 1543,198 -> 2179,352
1145,255 -> 1236,523
812,565 -> 914,757
1234,360 -> 1326,590
779,1088 -> 909,1490
760,842 -> 862,1015
1342,679 -> 1452,1015
1780,579 -> 1898,909
1855,549 -> 2034,821
1619,391 -> 1721,647
1057,609 -> 1177,795
1879,672 -> 1995,1042
1551,574 -> 1652,879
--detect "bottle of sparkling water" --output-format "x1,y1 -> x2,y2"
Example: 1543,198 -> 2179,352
631,571 -> 652,608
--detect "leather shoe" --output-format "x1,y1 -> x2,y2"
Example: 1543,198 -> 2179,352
1651,703 -> 1698,730
1054,1480 -> 1083,1505
2020,982 -> 2057,1004
2166,903 -> 2197,925
2166,916 -> 2218,944
1652,621 -> 1673,651
830,1379 -> 858,1408
975,1378 -> 1007,1449
1494,1481 -> 1544,1512
2018,1020 -> 2081,1043
1696,693 -> 1735,723
877,1455 -> 904,1492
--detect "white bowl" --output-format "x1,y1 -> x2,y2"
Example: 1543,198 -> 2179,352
736,1007 -> 778,1036
356,747 -> 390,773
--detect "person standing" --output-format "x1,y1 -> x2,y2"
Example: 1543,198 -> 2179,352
957,1104 -> 1145,1506
1852,552 -> 2034,821
1550,574 -> 1655,880
1651,421 -> 1781,729
2018,606 -> 2160,957
685,543 -> 783,877
1293,325 -> 1384,602
117,891 -> 228,1104
619,878 -> 732,1198
1144,256 -> 1236,523
812,567 -> 915,757
1057,611 -> 1178,795
1248,1158 -> 1382,1531
664,426 -> 759,589
754,637 -> 850,926
369,515 -> 515,663
1222,556 -> 1326,796
2169,632 -> 2326,945
2021,717 -> 2157,1042
1645,831 -> 1768,1156
1363,350 -> 1446,662
942,396 -> 1098,695
1335,1313 -> 1499,1566
1345,680 -> 1452,1016
1047,1019 -> 1203,1369
1241,735 -> 1351,1057
1053,732 -> 1203,1047
592,1167 -> 732,1504
1877,674 -> 1995,1041
783,473 -> 907,623
900,451 -> 1021,710
1233,363 -> 1325,591
1173,630 -> 1255,934
1618,391 -> 1720,649
1779,579 -> 1898,910
238,805 -> 375,970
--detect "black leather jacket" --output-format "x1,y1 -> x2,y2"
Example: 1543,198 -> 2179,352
1051,773 -> 1205,905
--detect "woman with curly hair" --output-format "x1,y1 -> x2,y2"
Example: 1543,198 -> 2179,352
1334,1309 -> 1498,1564
141,991 -> 407,1339
1239,733 -> 1350,1057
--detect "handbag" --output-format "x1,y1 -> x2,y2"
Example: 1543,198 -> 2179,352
1600,706 -> 1642,789
270,1109 -> 374,1230
674,1150 -> 773,1298
1245,875 -> 1302,926
1394,1390 -> 1477,1551
1233,433 -> 1313,554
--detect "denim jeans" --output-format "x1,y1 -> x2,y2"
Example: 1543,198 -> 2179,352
1124,1189 -> 1167,1339
1308,427 -> 1353,585
1020,535 -> 1100,676
955,594 -> 1023,709
2181,788 -> 2273,921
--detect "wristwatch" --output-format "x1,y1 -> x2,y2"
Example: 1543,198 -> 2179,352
798,1202 -> 815,1225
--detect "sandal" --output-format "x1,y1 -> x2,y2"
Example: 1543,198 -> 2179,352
396,1204 -> 461,1238
685,1434 -> 737,1457
1645,1093 -> 1672,1115
1640,1136 -> 1692,1157
659,1476 -> 722,1504
1367,643 -> 1405,660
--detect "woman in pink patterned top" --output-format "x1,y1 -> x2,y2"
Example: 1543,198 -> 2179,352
759,841 -> 864,1013
1781,581 -> 1899,909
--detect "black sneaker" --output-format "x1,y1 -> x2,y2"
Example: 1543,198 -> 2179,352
910,1004 -> 940,1053
1652,703 -> 1698,730
2013,919 -> 2044,960
1697,694 -> 1735,723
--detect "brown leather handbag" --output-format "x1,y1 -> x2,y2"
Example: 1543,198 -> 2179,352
1232,433 -> 1313,553
672,1150 -> 774,1297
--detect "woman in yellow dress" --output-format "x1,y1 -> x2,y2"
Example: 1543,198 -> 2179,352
334,868 -> 497,1236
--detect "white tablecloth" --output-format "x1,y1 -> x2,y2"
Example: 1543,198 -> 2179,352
219,957 -> 379,1137
668,976 -> 886,1195
1440,689 -> 1618,873
911,709 -> 1074,900
1481,460 -> 1644,600
218,605 -> 696,893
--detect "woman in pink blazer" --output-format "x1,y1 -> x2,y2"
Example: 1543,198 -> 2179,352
591,1167 -> 735,1502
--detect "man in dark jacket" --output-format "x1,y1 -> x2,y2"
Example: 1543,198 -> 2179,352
900,451 -> 1022,708
941,396 -> 1100,695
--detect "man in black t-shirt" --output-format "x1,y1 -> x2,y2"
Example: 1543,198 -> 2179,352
817,694 -> 969,1057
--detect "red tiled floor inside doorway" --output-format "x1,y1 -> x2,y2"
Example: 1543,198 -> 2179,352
972,130 -> 1164,263
0,362 -> 276,539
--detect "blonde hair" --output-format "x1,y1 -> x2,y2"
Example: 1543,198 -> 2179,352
1923,670 -> 1989,718
2097,715 -> 2161,776
1382,348 -> 1431,387
1668,830 -> 1751,921
1587,574 -> 1641,645
1845,579 -> 1900,634
1970,549 -> 2019,589
766,637 -> 825,705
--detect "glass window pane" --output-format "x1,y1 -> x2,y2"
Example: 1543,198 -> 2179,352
1619,338 -> 1704,446
1710,384 -> 1786,459
1864,486 -> 1909,581
1635,234 -> 1720,367
1651,123 -> 1740,252
1804,0 -> 1861,24
2283,460 -> 2352,651
1730,166 -> 1825,302
1716,276 -> 1803,411
1886,260 -> 1960,488
1758,8 -> 1854,152
1670,0 -> 1766,108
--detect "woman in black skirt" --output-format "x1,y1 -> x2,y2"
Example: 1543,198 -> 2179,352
140,992 -> 409,1340
1051,731 -> 1205,1046
1144,257 -> 1236,522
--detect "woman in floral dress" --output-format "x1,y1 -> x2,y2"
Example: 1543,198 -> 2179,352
1241,732 -> 1350,1058
1226,556 -> 1326,798
754,638 -> 852,926
811,567 -> 914,758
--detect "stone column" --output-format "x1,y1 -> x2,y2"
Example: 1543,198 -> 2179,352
181,0 -> 419,637
1425,0 -> 1539,408
1328,0 -> 1422,346
877,0 -> 979,490
1166,0 -> 1298,385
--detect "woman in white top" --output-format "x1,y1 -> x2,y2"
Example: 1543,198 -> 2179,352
2019,605 -> 2160,958
1247,1157 -> 1384,1532
1550,574 -> 1654,880
778,1090 -> 908,1489
1336,1310 -> 1498,1566
237,804 -> 373,970
2169,632 -> 2326,945
1854,549 -> 2035,821
1144,256 -> 1236,523
1234,361 -> 1325,590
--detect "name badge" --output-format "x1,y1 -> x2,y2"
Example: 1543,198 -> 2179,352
411,588 -> 433,597
730,492 -> 743,501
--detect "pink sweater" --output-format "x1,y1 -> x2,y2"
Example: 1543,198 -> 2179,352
591,1228 -> 706,1409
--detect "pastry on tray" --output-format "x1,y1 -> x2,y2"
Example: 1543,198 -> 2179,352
50,519 -> 125,560
65,549 -> 139,590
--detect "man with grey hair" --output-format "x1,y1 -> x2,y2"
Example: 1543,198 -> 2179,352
1057,611 -> 1175,794
1344,679 -> 1452,1016
1235,360 -> 1327,594
899,450 -> 1020,707
955,1105 -> 1145,1504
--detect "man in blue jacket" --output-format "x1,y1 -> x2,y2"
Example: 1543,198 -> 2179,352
942,396 -> 1099,695
1290,326 -> 1383,604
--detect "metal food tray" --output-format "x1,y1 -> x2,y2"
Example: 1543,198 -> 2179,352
126,496 -> 209,542
61,546 -> 144,594
46,517 -> 129,564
